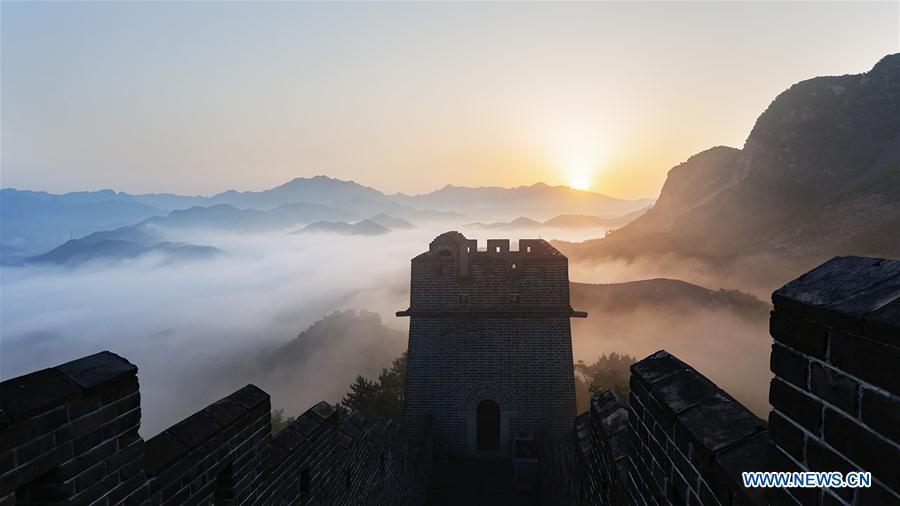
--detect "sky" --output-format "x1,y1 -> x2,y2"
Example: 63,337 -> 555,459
2,1 -> 898,200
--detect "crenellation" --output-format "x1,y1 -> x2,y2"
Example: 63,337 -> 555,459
0,357 -> 432,506
539,256 -> 899,506
542,349 -> 770,506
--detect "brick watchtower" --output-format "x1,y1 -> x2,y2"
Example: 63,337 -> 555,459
398,231 -> 586,458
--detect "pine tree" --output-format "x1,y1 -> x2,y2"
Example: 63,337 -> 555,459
342,375 -> 379,415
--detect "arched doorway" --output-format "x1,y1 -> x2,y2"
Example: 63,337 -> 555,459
476,399 -> 500,453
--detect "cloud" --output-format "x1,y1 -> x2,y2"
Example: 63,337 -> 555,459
1,227 -> 434,434
1,223 -> 770,436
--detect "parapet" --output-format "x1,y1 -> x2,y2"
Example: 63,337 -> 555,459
769,256 -> 900,505
629,351 -> 768,505
0,352 -> 434,505
402,231 -> 585,318
0,351 -> 142,504
427,231 -> 563,258
542,255 -> 900,506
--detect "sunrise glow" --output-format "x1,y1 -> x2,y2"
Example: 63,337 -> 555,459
562,145 -> 600,192
567,172 -> 592,191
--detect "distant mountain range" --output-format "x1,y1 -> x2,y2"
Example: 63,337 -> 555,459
18,206 -> 411,265
294,219 -> 391,236
368,213 -> 416,230
394,182 -> 652,221
2,177 -> 647,263
0,189 -> 167,263
139,203 -> 358,232
467,209 -> 648,231
557,53 -> 900,292
24,226 -> 221,267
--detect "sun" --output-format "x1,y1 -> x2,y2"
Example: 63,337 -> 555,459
566,159 -> 595,191
551,127 -> 605,192
568,173 -> 592,191
559,142 -> 601,191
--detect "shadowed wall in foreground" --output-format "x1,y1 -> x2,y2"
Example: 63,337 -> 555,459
544,256 -> 899,506
0,352 -> 433,505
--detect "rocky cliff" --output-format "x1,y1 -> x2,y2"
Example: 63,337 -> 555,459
562,54 -> 900,276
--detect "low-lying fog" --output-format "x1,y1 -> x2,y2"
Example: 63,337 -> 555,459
0,223 -> 771,436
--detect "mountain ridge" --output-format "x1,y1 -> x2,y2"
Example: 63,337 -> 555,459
558,53 -> 900,292
468,209 -> 649,231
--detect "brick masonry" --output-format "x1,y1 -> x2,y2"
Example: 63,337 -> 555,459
400,232 -> 584,457
0,353 -> 433,505
767,256 -> 900,506
543,256 -> 899,506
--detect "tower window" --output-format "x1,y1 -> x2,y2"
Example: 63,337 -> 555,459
511,293 -> 520,303
459,294 -> 469,305
495,246 -> 501,253
526,246 -> 532,253
511,263 -> 517,269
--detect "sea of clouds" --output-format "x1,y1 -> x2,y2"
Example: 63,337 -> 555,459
2,220 -> 774,435
1,224 -> 621,435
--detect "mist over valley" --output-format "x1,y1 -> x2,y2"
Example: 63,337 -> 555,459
0,202 -> 772,435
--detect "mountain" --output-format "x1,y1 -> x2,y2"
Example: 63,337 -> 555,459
202,178 -> 462,223
467,209 -> 648,231
128,193 -> 207,210
0,189 -> 167,263
207,175 -> 389,211
368,213 -> 416,229
15,200 -> 359,265
232,310 -> 406,419
3,176 -> 646,261
395,182 -> 652,221
294,219 -> 390,236
24,226 -> 221,266
570,279 -> 770,322
545,209 -> 649,229
467,217 -> 543,230
200,176 -> 651,222
569,278 -> 772,416
4,175 -> 648,265
139,203 -> 357,232
559,54 -> 900,291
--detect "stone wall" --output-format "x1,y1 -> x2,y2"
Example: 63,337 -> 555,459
0,353 -> 433,505
628,352 -> 768,506
545,256 -> 899,506
404,316 -> 577,456
0,352 -> 143,505
545,351 -> 769,506
768,256 -> 900,505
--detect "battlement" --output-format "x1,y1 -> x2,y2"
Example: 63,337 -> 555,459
400,231 -> 585,317
0,354 -> 433,505
544,256 -> 900,506
427,231 -> 563,258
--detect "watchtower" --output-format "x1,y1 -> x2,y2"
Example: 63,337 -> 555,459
398,231 -> 585,457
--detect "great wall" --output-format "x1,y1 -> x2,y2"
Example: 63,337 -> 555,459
1,233 -> 898,505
